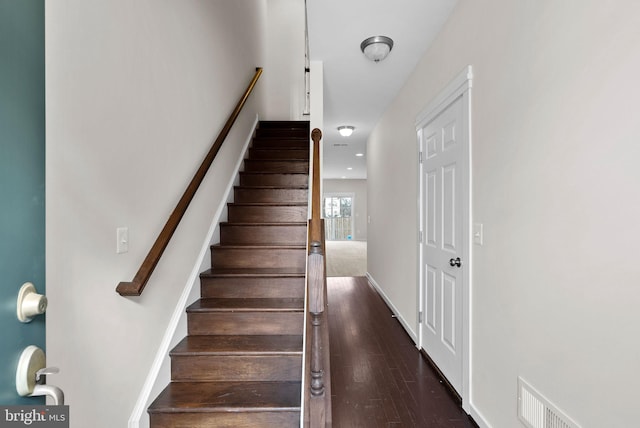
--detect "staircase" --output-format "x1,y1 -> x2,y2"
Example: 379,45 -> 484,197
148,121 -> 310,428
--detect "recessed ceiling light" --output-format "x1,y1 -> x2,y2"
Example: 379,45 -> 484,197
341,176 -> 347,179
347,167 -> 353,170
355,153 -> 364,157
337,126 -> 355,137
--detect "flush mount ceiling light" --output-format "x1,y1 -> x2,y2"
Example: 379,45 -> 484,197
337,126 -> 355,137
360,35 -> 394,62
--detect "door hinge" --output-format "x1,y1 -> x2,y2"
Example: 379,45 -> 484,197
419,311 -> 423,323
419,231 -> 423,243
419,151 -> 423,163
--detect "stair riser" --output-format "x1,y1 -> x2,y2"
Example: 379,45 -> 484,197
240,173 -> 308,187
211,248 -> 306,269
234,188 -> 308,204
252,139 -> 309,150
220,225 -> 307,245
228,205 -> 307,223
244,160 -> 308,173
150,411 -> 300,428
249,148 -> 309,160
171,355 -> 302,382
201,276 -> 305,299
259,120 -> 309,129
188,312 -> 304,335
256,128 -> 308,139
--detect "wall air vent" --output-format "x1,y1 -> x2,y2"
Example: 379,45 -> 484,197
333,143 -> 348,147
518,377 -> 581,428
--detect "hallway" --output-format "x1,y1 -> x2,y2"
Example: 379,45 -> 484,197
328,277 -> 477,427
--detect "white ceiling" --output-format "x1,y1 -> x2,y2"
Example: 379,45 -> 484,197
306,0 -> 459,179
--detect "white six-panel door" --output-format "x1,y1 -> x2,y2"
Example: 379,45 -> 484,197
419,95 -> 465,393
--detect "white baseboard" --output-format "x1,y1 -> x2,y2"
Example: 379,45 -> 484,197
127,115 -> 259,428
365,273 -> 418,343
469,403 -> 492,428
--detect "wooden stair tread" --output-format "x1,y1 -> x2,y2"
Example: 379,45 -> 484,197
251,142 -> 309,151
245,159 -> 309,165
251,138 -> 309,143
171,335 -> 303,356
221,222 -> 306,226
250,148 -> 309,152
200,268 -> 305,278
259,120 -> 309,128
235,185 -> 308,189
148,381 -> 301,413
251,145 -> 309,148
211,244 -> 306,250
187,298 -> 304,312
240,172 -> 308,176
253,133 -> 308,138
245,158 -> 308,161
252,137 -> 308,141
228,202 -> 307,206
201,267 -> 305,277
253,135 -> 308,139
239,173 -> 309,186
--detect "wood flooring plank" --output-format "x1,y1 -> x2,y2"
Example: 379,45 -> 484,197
328,276 -> 478,428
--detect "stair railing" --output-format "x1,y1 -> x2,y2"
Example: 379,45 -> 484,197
116,68 -> 263,296
304,128 -> 332,426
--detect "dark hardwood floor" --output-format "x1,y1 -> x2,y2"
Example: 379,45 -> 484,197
328,276 -> 478,428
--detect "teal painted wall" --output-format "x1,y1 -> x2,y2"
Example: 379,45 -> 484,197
0,0 -> 46,405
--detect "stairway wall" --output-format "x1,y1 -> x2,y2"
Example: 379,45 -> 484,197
45,1 -> 303,427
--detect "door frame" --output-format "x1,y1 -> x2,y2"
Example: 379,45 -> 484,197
416,65 -> 473,411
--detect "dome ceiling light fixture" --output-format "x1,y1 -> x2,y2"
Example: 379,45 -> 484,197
360,35 -> 394,62
337,126 -> 355,137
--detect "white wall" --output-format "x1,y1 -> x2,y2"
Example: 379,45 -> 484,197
264,0 -> 306,120
323,179 -> 367,240
368,1 -> 640,427
45,1 -> 304,426
310,60 -> 324,211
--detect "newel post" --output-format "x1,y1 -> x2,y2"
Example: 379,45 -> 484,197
309,241 -> 325,398
305,128 -> 331,426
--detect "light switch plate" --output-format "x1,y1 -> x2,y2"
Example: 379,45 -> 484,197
473,223 -> 483,246
117,227 -> 129,254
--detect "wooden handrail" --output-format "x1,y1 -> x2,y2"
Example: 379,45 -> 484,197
304,129 -> 332,426
309,128 -> 323,242
116,68 -> 263,296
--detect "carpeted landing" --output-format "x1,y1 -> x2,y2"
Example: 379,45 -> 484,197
324,240 -> 367,277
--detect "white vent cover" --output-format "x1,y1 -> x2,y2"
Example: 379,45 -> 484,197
518,377 -> 581,428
